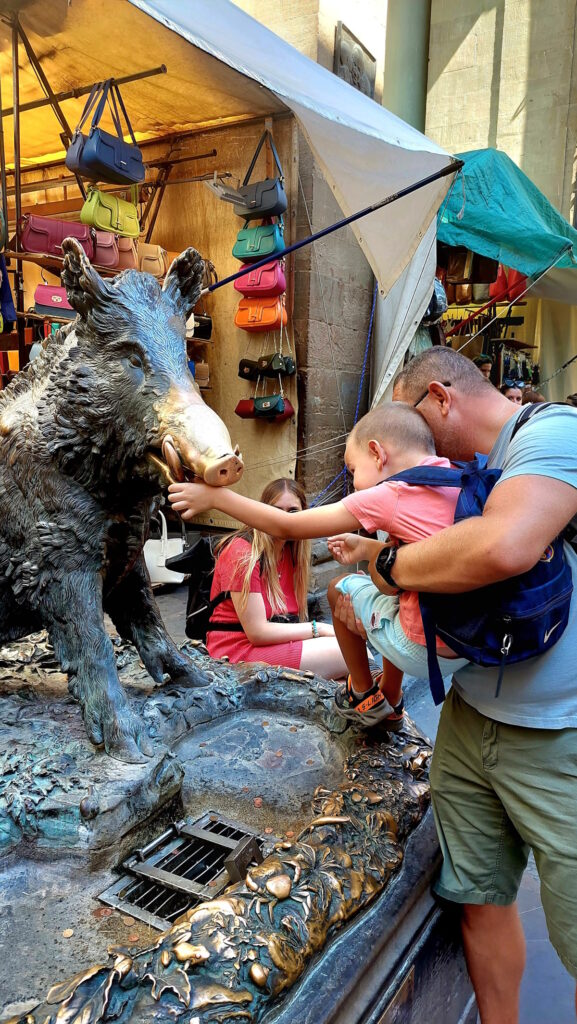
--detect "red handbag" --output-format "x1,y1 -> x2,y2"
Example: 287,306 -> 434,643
93,230 -> 119,268
274,397 -> 295,423
235,398 -> 256,419
507,268 -> 527,302
19,215 -> 94,260
34,284 -> 75,320
233,260 -> 286,298
489,264 -> 509,302
234,296 -> 287,332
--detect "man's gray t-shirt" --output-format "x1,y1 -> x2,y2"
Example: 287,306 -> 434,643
453,402 -> 577,727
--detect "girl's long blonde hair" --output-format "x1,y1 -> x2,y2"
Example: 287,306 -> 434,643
216,478 -> 311,619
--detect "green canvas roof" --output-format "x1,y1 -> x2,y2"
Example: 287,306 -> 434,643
437,148 -> 577,279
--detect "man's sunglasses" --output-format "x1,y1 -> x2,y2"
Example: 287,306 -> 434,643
413,382 -> 451,408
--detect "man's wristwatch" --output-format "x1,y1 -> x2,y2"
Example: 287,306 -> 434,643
375,545 -> 401,590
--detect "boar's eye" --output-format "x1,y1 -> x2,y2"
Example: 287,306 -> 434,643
128,352 -> 143,369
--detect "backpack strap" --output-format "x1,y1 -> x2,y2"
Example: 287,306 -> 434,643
510,401 -> 553,439
419,598 -> 449,705
388,466 -> 465,487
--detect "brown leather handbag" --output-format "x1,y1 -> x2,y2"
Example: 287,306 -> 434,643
234,296 -> 287,333
115,237 -> 139,271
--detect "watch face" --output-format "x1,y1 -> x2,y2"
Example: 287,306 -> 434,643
376,546 -> 393,575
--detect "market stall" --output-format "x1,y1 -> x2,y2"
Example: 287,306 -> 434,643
0,0 -> 456,512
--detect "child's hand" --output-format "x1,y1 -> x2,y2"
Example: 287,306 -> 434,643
168,481 -> 216,520
328,533 -> 371,564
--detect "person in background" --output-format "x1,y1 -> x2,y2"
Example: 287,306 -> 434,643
500,380 -> 523,404
522,388 -> 546,405
191,477 -> 348,680
473,353 -> 493,380
566,393 -> 577,408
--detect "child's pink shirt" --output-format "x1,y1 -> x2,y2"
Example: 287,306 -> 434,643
342,456 -> 459,650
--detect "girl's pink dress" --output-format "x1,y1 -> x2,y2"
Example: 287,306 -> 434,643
206,537 -> 303,669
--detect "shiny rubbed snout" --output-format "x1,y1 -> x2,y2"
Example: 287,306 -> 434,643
161,436 -> 243,486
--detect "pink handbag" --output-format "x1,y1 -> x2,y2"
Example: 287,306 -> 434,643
115,236 -> 138,271
34,284 -> 75,320
19,215 -> 94,260
93,230 -> 119,268
233,259 -> 286,298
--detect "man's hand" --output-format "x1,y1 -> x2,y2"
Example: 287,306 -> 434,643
332,592 -> 367,639
328,533 -> 391,565
168,481 -> 217,520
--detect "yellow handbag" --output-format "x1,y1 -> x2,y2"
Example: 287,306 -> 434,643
138,242 -> 168,278
80,186 -> 140,239
234,296 -> 287,332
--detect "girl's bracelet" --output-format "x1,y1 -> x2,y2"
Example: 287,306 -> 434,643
311,619 -> 319,639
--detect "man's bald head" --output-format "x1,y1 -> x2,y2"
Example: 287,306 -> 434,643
394,347 -> 495,404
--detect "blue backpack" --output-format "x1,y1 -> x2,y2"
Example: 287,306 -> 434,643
390,404 -> 574,705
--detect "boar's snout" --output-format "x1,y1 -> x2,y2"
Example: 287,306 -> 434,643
201,451 -> 244,486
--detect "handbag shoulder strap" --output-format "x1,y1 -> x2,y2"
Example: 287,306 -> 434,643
243,129 -> 284,186
75,82 -> 105,133
90,79 -> 113,131
110,82 -> 138,146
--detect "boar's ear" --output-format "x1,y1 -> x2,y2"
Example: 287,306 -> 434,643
162,247 -> 205,320
61,237 -> 113,317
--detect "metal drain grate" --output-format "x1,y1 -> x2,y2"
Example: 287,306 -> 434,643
97,812 -> 267,930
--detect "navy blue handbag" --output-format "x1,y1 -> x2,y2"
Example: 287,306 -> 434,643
65,80 -> 145,186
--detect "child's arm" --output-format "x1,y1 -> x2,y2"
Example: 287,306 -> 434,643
168,481 -> 360,539
328,532 -> 394,565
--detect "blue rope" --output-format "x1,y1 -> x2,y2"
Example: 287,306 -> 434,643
311,281 -> 378,505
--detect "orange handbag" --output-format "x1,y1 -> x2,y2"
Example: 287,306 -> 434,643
234,296 -> 287,333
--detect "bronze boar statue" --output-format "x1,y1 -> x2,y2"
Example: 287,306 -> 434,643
0,238 -> 243,762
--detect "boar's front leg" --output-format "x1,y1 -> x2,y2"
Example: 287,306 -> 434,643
104,557 -> 213,689
45,572 -> 154,763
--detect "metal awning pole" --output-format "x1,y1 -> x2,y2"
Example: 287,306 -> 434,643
11,16 -> 27,371
0,50 -> 8,243
0,64 -> 168,118
205,158 -> 464,295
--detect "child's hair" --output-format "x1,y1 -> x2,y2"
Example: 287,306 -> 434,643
216,478 -> 310,618
349,402 -> 436,455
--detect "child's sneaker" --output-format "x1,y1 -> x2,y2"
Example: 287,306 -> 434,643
335,675 -> 405,731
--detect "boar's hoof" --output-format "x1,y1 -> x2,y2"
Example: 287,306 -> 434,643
83,702 -> 155,764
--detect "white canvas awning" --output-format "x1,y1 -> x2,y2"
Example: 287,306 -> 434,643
130,0 -> 454,297
0,0 -> 455,391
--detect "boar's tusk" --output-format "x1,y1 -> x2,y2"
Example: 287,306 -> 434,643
162,436 -> 186,482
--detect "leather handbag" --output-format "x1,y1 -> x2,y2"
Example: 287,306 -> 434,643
232,218 -> 284,264
19,215 -> 95,260
507,268 -> 527,301
138,241 -> 168,279
192,314 -> 212,340
34,284 -> 75,320
254,393 -> 285,418
257,352 -> 287,377
234,259 -> 286,297
66,80 -> 145,186
143,511 -> 186,585
233,130 -> 287,221
93,230 -> 119,268
115,236 -> 139,270
238,358 -> 259,381
273,397 -> 295,423
234,398 -> 256,419
282,355 -> 296,375
80,187 -> 140,238
489,264 -> 509,301
234,296 -> 287,332
455,283 -> 472,304
446,248 -> 475,284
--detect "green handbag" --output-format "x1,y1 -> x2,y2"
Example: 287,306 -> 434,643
0,206 -> 6,251
80,186 -> 140,239
232,218 -> 284,264
254,393 -> 285,417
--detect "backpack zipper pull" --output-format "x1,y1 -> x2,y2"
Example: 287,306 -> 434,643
495,633 -> 512,697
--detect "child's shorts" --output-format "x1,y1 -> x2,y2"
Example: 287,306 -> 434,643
335,574 -> 469,678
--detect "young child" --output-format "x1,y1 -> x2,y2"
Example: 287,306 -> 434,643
168,403 -> 468,728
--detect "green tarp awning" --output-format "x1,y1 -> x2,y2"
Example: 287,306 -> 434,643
437,148 -> 577,278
